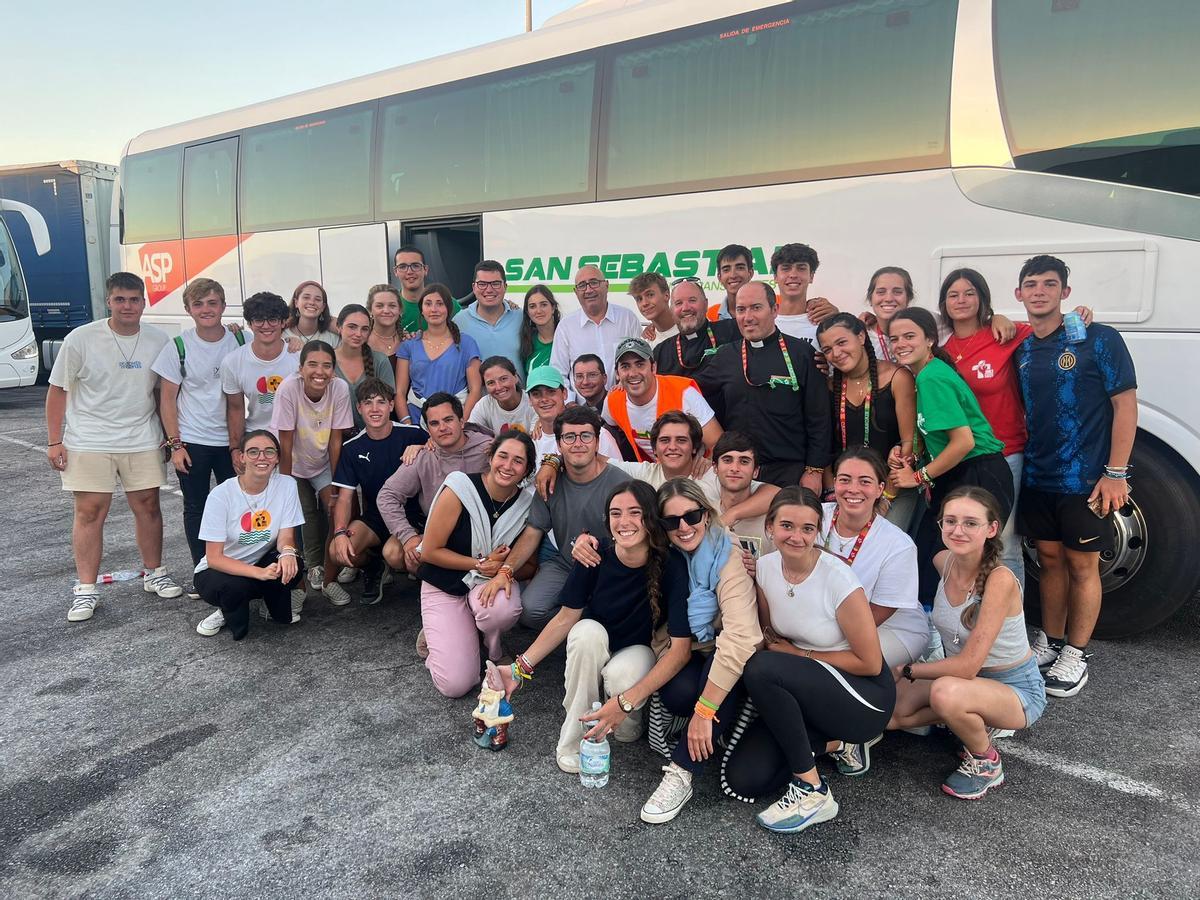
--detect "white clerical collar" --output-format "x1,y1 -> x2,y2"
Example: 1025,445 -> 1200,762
749,339 -> 765,349
683,332 -> 699,342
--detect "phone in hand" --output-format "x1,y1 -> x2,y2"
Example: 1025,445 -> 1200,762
737,535 -> 762,559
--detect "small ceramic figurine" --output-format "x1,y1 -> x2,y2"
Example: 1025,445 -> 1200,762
473,661 -> 514,750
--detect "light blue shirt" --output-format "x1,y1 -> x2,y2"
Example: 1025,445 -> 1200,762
454,304 -> 526,382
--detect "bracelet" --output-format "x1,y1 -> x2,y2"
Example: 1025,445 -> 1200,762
804,465 -> 824,476
333,528 -> 351,538
882,490 -> 897,501
697,695 -> 719,712
540,453 -> 561,471
47,441 -> 63,448
804,648 -> 814,659
902,663 -> 915,683
511,660 -> 533,682
1103,465 -> 1131,480
515,653 -> 535,677
499,564 -> 514,580
400,416 -> 412,424
918,466 -> 935,487
278,549 -> 299,559
692,701 -> 719,723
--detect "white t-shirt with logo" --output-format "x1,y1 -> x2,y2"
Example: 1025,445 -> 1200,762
602,382 -> 715,461
775,313 -> 819,347
270,374 -> 354,479
195,472 -> 304,573
220,343 -> 301,433
152,329 -> 244,446
468,392 -> 536,436
49,319 -> 170,453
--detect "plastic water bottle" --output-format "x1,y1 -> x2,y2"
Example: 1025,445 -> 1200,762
579,701 -> 610,788
76,569 -> 150,586
1064,311 -> 1087,344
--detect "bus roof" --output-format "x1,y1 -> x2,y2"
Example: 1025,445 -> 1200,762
125,0 -> 779,156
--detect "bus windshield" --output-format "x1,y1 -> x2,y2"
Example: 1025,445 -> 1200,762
0,216 -> 30,322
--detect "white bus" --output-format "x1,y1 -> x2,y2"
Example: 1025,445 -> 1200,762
0,209 -> 38,387
118,0 -> 1200,635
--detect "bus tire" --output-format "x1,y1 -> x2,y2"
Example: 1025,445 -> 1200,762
1023,438 -> 1200,639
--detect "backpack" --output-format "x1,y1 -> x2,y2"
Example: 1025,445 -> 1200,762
174,328 -> 244,379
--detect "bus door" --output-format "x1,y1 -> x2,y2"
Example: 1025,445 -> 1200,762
319,223 -> 388,314
182,138 -> 246,313
401,216 -> 482,303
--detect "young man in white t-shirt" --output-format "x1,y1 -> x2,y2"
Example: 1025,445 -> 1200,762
770,243 -> 838,346
630,272 -> 677,347
220,292 -> 300,469
699,430 -> 780,559
46,272 -> 184,623
152,277 -> 245,568
602,337 -> 721,462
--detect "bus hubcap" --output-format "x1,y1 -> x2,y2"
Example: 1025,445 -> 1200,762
1023,500 -> 1148,593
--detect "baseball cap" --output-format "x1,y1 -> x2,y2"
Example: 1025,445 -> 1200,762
614,337 -> 653,363
525,366 -> 565,391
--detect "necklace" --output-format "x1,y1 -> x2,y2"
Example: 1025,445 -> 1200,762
838,370 -> 872,449
741,332 -> 798,390
780,555 -> 815,598
236,476 -> 270,528
945,558 -> 978,645
675,328 -> 717,371
110,327 -> 142,369
822,507 -> 874,564
480,480 -> 514,521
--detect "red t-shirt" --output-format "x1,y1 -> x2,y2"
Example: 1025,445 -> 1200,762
943,323 -> 1033,456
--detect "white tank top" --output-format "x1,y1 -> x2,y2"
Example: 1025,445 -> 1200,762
931,558 -> 1031,668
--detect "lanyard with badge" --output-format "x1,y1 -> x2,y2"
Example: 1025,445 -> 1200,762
822,507 -> 874,564
741,334 -> 798,391
675,328 -> 718,371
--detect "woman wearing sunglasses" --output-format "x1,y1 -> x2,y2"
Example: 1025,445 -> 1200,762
887,486 -> 1044,800
635,478 -> 761,824
193,430 -> 306,640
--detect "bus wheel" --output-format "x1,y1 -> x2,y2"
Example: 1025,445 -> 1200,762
1022,438 -> 1200,639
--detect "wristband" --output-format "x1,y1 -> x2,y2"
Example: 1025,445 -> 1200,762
540,453 -> 561,471
47,441 -> 63,448
515,653 -> 535,677
692,701 -> 719,723
902,663 -> 915,682
333,528 -> 351,538
804,465 -> 824,476
499,564 -> 514,580
697,695 -> 720,712
882,490 -> 897,501
918,466 -> 935,488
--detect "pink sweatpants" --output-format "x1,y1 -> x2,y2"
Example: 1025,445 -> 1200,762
420,581 -> 522,698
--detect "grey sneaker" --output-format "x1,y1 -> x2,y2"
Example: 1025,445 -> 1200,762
68,586 -> 98,622
756,779 -> 838,833
336,566 -> 359,584
144,570 -> 183,599
291,588 -> 306,615
323,581 -> 352,607
1044,644 -> 1089,698
942,749 -> 1004,800
640,763 -> 694,824
829,734 -> 883,776
196,609 -> 225,635
307,565 -> 324,592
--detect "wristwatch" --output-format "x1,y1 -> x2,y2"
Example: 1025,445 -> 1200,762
616,692 -> 634,713
902,663 -> 915,683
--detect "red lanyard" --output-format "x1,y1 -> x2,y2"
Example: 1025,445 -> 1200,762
839,374 -> 872,450
876,327 -> 894,363
741,333 -> 798,390
822,507 -> 874,565
675,329 -> 717,371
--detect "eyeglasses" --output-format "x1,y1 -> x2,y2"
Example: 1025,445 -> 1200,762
574,279 -> 605,292
671,276 -> 703,286
474,280 -> 505,291
661,507 -> 706,532
243,447 -> 279,460
394,262 -> 425,272
249,317 -> 284,327
559,431 -> 596,445
938,517 -> 987,534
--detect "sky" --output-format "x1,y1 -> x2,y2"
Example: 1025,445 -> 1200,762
5,0 -> 582,167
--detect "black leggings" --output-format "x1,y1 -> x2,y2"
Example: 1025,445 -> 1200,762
721,652 -> 895,802
659,652 -> 746,774
194,550 -> 305,640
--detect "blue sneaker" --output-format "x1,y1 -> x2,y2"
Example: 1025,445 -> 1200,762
942,749 -> 1004,800
830,734 -> 882,776
755,779 -> 838,833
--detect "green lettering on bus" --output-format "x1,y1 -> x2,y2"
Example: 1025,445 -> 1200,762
672,250 -> 700,277
579,254 -> 600,270
547,256 -> 571,281
525,256 -> 546,281
619,253 -> 645,279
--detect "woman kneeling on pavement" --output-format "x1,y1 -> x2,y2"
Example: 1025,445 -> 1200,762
721,487 -> 895,834
194,430 -> 306,640
496,480 -> 692,774
417,431 -> 536,698
887,486 -> 1045,800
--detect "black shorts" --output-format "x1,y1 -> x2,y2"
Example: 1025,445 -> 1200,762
359,511 -> 390,545
1018,487 -> 1115,553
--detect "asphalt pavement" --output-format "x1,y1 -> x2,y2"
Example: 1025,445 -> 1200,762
2,384 -> 1197,899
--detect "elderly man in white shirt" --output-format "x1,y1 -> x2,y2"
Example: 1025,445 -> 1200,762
549,265 -> 640,387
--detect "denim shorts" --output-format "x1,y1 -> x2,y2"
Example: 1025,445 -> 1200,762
981,654 -> 1047,727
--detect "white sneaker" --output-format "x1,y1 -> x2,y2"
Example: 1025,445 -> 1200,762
323,581 -> 352,607
1044,644 -> 1089,698
640,763 -> 694,824
1031,629 -> 1061,670
556,752 -> 581,774
307,565 -> 324,592
68,586 -> 98,622
337,566 -> 359,584
415,628 -> 429,659
291,588 -> 306,615
144,569 -> 183,599
196,609 -> 225,635
756,779 -> 839,834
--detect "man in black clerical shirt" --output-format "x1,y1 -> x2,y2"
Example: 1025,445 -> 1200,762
695,281 -> 830,490
653,277 -> 739,420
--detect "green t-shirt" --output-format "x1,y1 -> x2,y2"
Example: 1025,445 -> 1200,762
401,297 -> 461,334
915,357 -> 1004,462
525,335 -> 553,372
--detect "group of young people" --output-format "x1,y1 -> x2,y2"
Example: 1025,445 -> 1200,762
44,242 -> 1136,834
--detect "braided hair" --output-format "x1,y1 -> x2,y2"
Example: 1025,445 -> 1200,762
817,312 -> 880,450
419,284 -> 461,344
337,303 -> 376,381
940,485 -> 1006,627
605,480 -> 671,627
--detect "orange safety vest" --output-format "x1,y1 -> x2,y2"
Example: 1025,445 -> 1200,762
607,374 -> 699,462
706,302 -> 724,323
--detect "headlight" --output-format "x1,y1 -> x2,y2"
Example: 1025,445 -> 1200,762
11,340 -> 38,361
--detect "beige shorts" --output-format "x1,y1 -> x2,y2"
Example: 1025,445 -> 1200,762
60,448 -> 168,493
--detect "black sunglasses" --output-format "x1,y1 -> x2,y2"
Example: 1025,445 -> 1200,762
671,276 -> 703,286
661,507 -> 706,532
